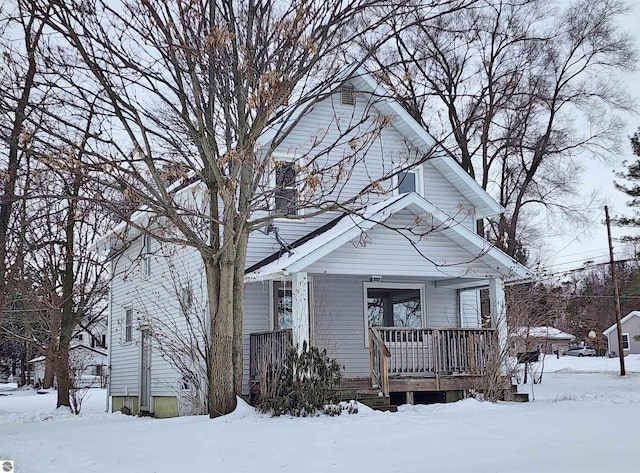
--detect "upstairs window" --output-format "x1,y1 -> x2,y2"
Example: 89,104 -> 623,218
274,161 -> 298,215
396,166 -> 423,196
142,235 -> 152,278
341,83 -> 355,105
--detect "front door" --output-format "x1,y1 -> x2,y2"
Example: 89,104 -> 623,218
139,328 -> 152,412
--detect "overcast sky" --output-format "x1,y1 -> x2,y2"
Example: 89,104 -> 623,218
542,2 -> 640,276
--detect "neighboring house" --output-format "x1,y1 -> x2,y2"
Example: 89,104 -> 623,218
603,311 -> 640,356
28,323 -> 108,388
511,326 -> 575,355
97,68 -> 533,418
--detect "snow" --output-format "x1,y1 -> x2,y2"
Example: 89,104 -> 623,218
512,325 -> 575,340
1,356 -> 640,473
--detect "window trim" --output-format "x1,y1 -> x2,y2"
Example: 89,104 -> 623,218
269,278 -> 313,333
393,165 -> 424,197
142,235 -> 152,279
622,332 -> 630,351
270,152 -> 306,219
362,282 -> 426,348
123,307 -> 134,344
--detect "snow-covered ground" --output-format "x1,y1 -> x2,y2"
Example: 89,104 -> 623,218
1,356 -> 639,473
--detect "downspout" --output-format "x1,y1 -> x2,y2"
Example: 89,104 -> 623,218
106,257 -> 114,413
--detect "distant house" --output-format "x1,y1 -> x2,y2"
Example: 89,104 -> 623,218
511,326 -> 575,355
603,311 -> 640,356
28,322 -> 108,388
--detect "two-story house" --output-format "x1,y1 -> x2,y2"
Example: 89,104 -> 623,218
97,68 -> 532,417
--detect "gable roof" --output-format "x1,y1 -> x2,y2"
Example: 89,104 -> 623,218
603,311 -> 640,336
258,66 -> 504,219
245,192 -> 532,282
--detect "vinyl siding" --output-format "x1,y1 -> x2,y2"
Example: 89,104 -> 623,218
460,290 -> 481,328
312,275 -> 464,378
607,316 -> 640,355
110,237 -> 204,398
245,88 -> 477,267
305,210 -> 503,279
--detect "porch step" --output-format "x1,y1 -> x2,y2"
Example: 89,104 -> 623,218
503,384 -> 529,402
333,382 -> 396,412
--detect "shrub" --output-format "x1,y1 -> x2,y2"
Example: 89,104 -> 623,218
256,342 -> 342,417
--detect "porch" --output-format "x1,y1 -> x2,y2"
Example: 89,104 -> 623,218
249,326 -> 503,398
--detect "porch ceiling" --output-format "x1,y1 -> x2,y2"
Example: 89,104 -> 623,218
244,193 -> 533,284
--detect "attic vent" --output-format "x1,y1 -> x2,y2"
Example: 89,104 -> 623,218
341,83 -> 355,105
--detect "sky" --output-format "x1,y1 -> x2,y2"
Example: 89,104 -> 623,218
543,2 -> 640,276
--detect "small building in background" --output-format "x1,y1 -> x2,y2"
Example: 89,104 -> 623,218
511,326 -> 576,355
603,311 -> 640,356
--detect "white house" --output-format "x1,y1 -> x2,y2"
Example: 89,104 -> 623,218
98,68 -> 533,417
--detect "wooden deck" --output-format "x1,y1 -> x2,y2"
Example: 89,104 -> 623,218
250,326 -> 502,398
369,327 -> 497,395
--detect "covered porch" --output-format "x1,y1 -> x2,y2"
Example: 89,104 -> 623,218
244,193 -> 532,399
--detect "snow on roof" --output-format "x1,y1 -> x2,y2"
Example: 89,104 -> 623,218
603,311 -> 640,335
28,356 -> 46,364
511,326 -> 575,340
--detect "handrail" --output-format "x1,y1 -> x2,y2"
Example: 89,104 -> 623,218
369,328 -> 390,396
372,327 -> 496,384
249,329 -> 293,389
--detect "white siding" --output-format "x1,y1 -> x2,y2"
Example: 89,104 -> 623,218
459,290 -> 481,328
312,275 -> 466,378
110,237 -> 205,399
242,282 -> 271,393
305,210 -> 503,279
246,88 -> 477,267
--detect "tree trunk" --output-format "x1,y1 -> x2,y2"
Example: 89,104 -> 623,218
205,249 -> 236,418
56,339 -> 70,408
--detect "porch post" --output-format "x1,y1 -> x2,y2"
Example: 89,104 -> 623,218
291,272 -> 309,350
489,278 -> 507,370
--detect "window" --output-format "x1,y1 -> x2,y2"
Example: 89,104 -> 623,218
91,335 -> 106,348
274,161 -> 298,215
143,235 -> 152,278
364,283 -> 424,346
271,280 -> 311,331
94,365 -> 103,376
395,167 -> 423,196
341,83 -> 355,105
73,333 -> 84,341
273,281 -> 293,330
124,308 -> 133,343
622,333 -> 630,350
179,285 -> 193,315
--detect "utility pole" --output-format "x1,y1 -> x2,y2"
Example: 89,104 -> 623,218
605,206 -> 625,376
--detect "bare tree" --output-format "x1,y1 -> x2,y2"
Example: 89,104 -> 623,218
35,0 -> 480,417
373,0 -> 636,259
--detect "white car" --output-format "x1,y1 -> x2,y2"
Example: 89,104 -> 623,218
566,346 -> 596,357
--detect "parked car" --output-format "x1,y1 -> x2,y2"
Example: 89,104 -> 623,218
566,346 -> 596,357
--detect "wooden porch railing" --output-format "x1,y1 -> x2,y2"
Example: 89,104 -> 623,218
369,327 -> 496,395
249,329 -> 293,390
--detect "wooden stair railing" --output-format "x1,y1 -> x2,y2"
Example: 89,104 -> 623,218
369,328 -> 391,396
